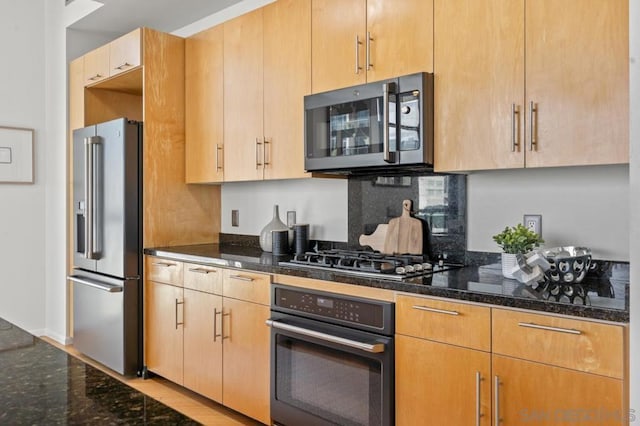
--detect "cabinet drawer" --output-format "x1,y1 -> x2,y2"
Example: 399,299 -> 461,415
223,269 -> 270,305
396,294 -> 491,352
145,256 -> 183,286
492,308 -> 625,379
184,263 -> 223,294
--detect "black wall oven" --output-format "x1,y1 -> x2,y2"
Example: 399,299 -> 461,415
268,284 -> 394,426
304,72 -> 433,173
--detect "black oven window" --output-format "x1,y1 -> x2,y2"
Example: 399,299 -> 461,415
275,336 -> 382,426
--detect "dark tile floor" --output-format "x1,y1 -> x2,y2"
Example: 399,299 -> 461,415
0,317 -> 199,425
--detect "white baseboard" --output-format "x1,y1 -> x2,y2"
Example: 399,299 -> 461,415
39,329 -> 73,345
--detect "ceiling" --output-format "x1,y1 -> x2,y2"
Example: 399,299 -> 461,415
67,0 -> 244,37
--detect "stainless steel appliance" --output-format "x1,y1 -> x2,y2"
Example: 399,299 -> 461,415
304,72 -> 433,173
279,249 -> 461,280
267,284 -> 395,426
68,117 -> 142,376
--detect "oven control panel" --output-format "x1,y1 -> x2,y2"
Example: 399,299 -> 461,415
273,285 -> 389,330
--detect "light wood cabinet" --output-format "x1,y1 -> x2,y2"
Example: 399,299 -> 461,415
143,256 -> 270,423
109,28 -> 141,78
185,25 -> 224,183
434,0 -> 628,172
83,44 -> 110,85
311,0 -> 433,93
395,294 -> 492,425
144,280 -> 184,385
223,0 -> 311,182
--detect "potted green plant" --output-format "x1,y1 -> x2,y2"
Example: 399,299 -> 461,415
492,224 -> 544,278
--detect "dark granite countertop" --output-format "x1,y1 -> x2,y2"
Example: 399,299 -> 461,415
145,244 -> 629,323
0,317 -> 199,425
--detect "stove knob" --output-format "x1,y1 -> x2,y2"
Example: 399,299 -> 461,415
395,266 -> 406,275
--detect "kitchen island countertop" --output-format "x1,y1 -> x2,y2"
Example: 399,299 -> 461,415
145,243 -> 629,323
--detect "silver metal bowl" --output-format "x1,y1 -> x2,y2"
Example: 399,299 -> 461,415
541,246 -> 592,284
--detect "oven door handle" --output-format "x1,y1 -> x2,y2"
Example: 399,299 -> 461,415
266,319 -> 385,354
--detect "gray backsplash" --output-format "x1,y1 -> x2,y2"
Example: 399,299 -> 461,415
348,172 -> 467,263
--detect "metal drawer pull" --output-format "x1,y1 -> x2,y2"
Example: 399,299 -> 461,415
114,62 -> 132,70
494,376 -> 501,426
412,305 -> 460,316
222,311 -> 230,340
255,138 -> 263,168
213,308 -> 222,342
511,103 -> 520,152
366,31 -> 373,70
229,275 -> 254,282
215,144 -> 223,171
188,267 -> 215,274
518,322 -> 582,335
266,319 -> 385,354
88,73 -> 103,81
476,371 -> 483,426
152,262 -> 175,268
354,34 -> 362,74
529,101 -> 538,151
175,299 -> 184,329
68,276 -> 123,293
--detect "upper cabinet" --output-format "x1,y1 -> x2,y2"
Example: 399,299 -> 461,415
83,28 -> 141,86
222,0 -> 311,182
311,0 -> 433,93
434,0 -> 629,172
185,25 -> 224,184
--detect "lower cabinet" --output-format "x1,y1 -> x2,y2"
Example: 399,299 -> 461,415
144,256 -> 271,424
396,335 -> 491,425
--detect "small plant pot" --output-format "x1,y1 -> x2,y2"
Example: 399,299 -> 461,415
501,253 -> 518,279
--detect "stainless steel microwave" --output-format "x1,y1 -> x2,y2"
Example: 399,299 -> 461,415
304,72 -> 433,173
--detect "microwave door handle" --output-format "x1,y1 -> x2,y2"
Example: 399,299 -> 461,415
383,82 -> 396,163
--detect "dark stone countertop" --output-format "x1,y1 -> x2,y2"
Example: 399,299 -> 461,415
145,244 -> 629,323
0,317 -> 199,425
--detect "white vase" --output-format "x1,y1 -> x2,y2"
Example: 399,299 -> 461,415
501,253 -> 518,279
259,205 -> 289,252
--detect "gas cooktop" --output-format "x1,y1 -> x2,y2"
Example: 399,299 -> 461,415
279,249 -> 462,280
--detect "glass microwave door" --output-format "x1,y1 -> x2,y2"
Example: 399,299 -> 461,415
306,96 -> 397,160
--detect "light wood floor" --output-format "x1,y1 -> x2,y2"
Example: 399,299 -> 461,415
42,337 -> 263,426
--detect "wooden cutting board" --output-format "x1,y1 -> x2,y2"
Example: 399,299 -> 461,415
383,199 -> 423,255
358,224 -> 388,252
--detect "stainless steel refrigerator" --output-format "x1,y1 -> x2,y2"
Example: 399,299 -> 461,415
68,117 -> 142,376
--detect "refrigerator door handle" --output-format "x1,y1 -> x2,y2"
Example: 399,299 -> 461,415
68,275 -> 123,293
84,136 -> 100,260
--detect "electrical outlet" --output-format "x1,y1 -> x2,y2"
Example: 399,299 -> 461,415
231,210 -> 239,227
523,214 -> 542,236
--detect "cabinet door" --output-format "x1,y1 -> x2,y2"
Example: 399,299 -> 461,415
222,298 -> 270,424
183,289 -> 223,403
434,0 -> 525,172
492,355 -> 624,425
263,0 -> 311,180
185,25 -> 224,183
524,0 -> 628,167
311,0 -> 366,93
144,281 -> 184,385
109,28 -> 141,77
83,44 -> 110,85
396,335 -> 491,426
223,9 -> 264,182
366,0 -> 433,81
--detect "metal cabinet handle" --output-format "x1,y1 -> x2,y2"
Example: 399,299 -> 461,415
229,274 -> 255,282
213,308 -> 222,342
476,371 -> 484,426
175,299 -> 184,329
255,138 -> 263,168
264,138 -> 271,166
152,262 -> 175,268
215,144 -> 223,171
222,311 -> 230,340
354,34 -> 362,74
518,322 -> 582,335
494,376 -> 501,426
382,82 -> 396,163
511,103 -> 520,152
114,62 -> 132,70
412,305 -> 460,316
529,101 -> 538,151
88,73 -> 103,81
366,32 -> 373,71
188,267 -> 215,274
266,319 -> 385,353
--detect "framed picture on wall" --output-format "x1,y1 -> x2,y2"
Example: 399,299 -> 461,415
0,126 -> 34,183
